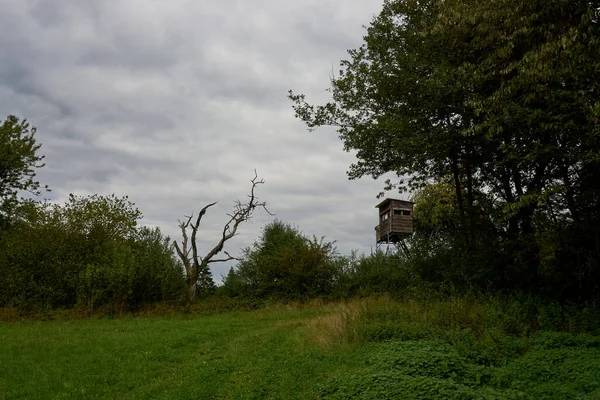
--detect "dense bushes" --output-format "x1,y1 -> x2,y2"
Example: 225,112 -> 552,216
221,220 -> 338,299
0,195 -> 185,311
220,220 -> 435,301
332,250 -> 421,298
76,227 -> 185,311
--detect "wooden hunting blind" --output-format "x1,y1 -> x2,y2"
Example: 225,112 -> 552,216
375,198 -> 414,244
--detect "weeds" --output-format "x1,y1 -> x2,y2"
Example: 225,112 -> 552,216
304,301 -> 361,349
314,297 -> 600,399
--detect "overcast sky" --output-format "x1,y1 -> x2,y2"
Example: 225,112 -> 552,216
1,0 -> 407,280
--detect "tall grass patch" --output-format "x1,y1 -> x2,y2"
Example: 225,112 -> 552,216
315,296 -> 600,399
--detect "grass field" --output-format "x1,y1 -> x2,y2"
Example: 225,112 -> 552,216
1,298 -> 600,399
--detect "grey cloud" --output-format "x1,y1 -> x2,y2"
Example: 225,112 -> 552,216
1,0 -> 402,283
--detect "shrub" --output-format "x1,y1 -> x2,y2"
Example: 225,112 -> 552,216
0,196 -> 185,310
222,220 -> 338,300
332,250 -> 421,298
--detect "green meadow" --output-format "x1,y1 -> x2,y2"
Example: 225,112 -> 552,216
2,297 -> 600,399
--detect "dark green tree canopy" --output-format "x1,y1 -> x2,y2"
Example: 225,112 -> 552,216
0,115 -> 49,220
290,0 -> 600,225
290,0 -> 600,297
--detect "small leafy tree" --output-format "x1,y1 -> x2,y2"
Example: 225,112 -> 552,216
223,220 -> 338,300
0,115 -> 49,226
412,182 -> 462,239
332,249 -> 419,298
130,226 -> 185,303
61,193 -> 142,248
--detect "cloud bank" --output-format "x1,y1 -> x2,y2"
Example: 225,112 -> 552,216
1,0 -> 407,280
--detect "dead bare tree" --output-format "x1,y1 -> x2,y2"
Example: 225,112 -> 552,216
174,171 -> 271,303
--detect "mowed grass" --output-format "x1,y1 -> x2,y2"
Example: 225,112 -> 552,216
0,304 -> 358,399
1,298 -> 600,399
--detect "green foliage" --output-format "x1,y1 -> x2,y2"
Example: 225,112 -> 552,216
77,228 -> 185,312
319,334 -> 600,399
60,193 -> 142,244
319,340 -> 521,399
2,300 -> 598,399
332,250 -> 421,298
77,247 -> 138,313
290,0 -> 600,300
0,201 -> 80,307
0,115 -> 48,225
412,182 -> 462,237
347,295 -> 600,347
0,195 -> 185,310
195,264 -> 216,298
222,220 -> 338,299
131,226 -> 186,303
319,296 -> 600,399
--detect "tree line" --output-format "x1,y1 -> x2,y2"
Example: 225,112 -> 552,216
2,0 -> 599,312
290,0 -> 600,300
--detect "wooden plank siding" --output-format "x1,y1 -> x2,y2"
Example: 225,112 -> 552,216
375,198 -> 415,243
391,218 -> 413,232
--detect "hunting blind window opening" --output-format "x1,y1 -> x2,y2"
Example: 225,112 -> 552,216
394,209 -> 411,216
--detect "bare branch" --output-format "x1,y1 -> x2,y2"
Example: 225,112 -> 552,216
190,201 -> 217,272
201,171 -> 272,265
173,214 -> 194,276
207,251 -> 238,264
173,240 -> 188,274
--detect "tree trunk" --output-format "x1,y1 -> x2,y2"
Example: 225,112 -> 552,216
500,167 -> 518,237
562,166 -> 580,224
187,275 -> 197,303
451,150 -> 466,231
465,158 -> 475,241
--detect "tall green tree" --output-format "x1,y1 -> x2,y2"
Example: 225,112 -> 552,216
437,0 -> 600,294
290,0 -> 484,238
0,115 -> 49,225
290,0 -> 600,297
